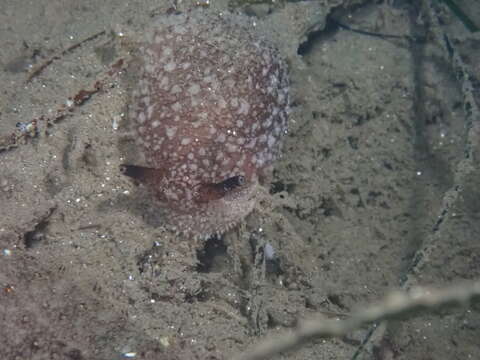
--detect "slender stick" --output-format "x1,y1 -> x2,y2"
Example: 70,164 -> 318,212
232,281 -> 480,360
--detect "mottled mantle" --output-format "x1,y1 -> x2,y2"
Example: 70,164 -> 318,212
124,10 -> 290,237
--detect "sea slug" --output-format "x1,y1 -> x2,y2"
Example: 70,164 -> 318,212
122,10 -> 290,238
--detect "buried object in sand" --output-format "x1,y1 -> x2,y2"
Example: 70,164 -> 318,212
121,10 -> 290,237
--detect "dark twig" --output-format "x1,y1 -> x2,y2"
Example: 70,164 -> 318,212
26,30 -> 106,82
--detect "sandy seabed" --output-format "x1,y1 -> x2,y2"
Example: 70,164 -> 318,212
1,0 -> 479,359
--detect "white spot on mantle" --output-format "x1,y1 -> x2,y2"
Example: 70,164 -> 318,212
166,126 -> 177,139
